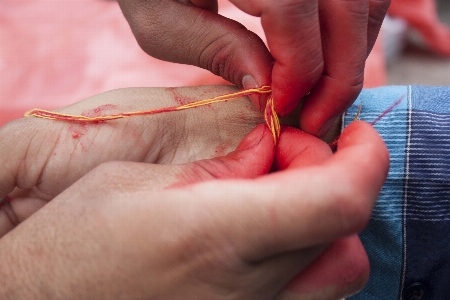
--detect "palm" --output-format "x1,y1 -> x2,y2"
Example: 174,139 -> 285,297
0,86 -> 263,202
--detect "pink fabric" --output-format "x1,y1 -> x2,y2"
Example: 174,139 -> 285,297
0,0 -> 234,125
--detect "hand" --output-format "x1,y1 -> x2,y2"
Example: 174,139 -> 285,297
0,86 -> 265,236
117,0 -> 390,136
0,120 -> 389,300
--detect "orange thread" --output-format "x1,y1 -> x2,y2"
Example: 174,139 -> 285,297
264,95 -> 281,144
25,86 -> 282,144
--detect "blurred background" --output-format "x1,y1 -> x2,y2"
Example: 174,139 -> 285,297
387,0 -> 450,85
1,0 -> 450,126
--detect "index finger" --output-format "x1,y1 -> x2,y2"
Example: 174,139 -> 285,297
230,0 -> 324,115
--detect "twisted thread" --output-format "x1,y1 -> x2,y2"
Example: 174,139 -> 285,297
25,86 -> 281,144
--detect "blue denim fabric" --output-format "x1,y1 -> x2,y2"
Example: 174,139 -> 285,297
402,86 -> 450,300
346,86 -> 450,299
346,86 -> 408,300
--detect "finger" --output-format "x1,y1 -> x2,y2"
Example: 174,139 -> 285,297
0,125 -> 274,237
231,0 -> 324,115
189,0 -> 218,13
299,0 -> 370,137
0,119 -> 58,200
367,0 -> 391,53
170,124 -> 275,187
0,86 -> 263,201
87,124 -> 274,194
273,126 -> 333,171
185,121 -> 388,260
0,196 -> 46,238
118,0 -> 273,110
278,235 -> 369,300
246,245 -> 327,299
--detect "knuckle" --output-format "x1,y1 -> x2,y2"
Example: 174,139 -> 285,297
339,69 -> 365,93
368,0 -> 391,23
188,157 -> 238,182
369,0 -> 391,11
199,33 -> 235,81
275,0 -> 317,16
198,24 -> 251,85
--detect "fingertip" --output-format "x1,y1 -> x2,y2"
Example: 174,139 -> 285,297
327,121 -> 389,229
339,121 -> 388,156
229,124 -> 275,176
273,126 -> 332,171
271,76 -> 310,118
296,57 -> 363,137
340,120 -> 389,176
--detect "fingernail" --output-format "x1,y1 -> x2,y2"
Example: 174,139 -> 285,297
318,116 -> 339,138
242,74 -> 257,89
242,75 -> 263,112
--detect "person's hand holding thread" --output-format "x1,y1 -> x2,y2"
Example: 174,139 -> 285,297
118,0 -> 390,136
0,85 -> 389,299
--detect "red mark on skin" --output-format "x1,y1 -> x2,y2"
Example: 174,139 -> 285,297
68,124 -> 88,151
67,104 -> 117,145
68,124 -> 87,139
166,88 -> 197,106
81,104 -> 117,118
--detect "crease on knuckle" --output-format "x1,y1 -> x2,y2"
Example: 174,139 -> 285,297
322,71 -> 364,102
369,0 -> 391,11
198,32 -> 237,83
189,157 -> 237,182
369,1 -> 390,22
274,0 -> 318,18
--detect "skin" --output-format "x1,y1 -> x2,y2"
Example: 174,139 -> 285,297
0,86 -> 389,299
117,0 -> 391,136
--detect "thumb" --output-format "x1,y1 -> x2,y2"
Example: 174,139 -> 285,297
169,124 -> 274,188
279,235 -> 370,300
186,121 -> 388,260
0,125 -> 274,237
72,124 -> 275,196
118,0 -> 273,110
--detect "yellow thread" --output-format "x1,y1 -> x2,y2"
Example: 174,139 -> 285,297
353,103 -> 362,122
25,85 -> 281,144
264,96 -> 281,144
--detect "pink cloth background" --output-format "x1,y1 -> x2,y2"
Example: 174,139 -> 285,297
1,0 -> 449,126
